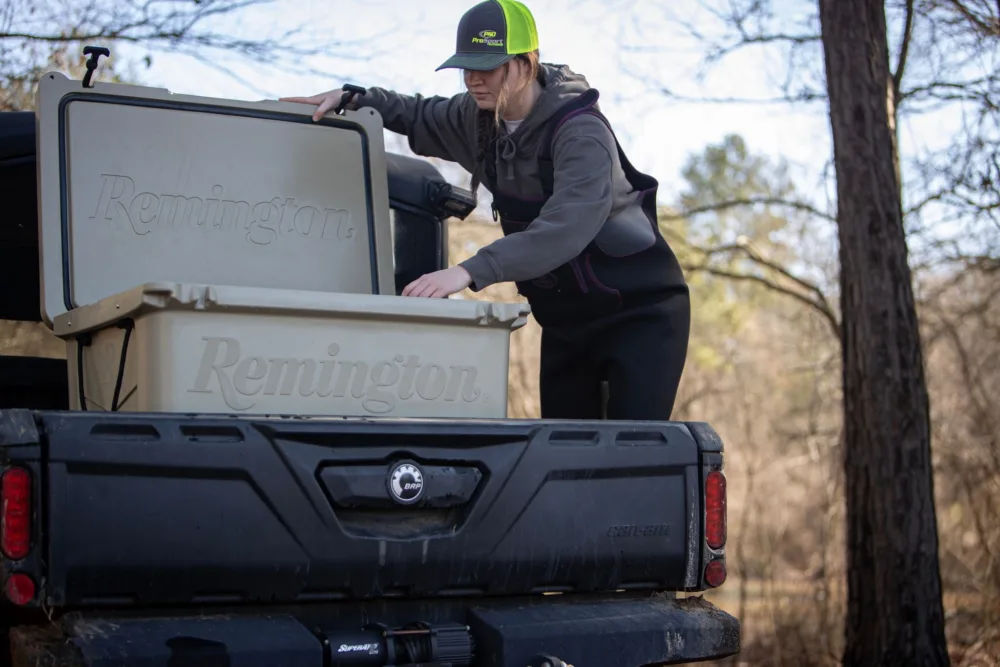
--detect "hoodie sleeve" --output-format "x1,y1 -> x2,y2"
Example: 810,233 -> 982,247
355,87 -> 477,172
459,114 -> 616,290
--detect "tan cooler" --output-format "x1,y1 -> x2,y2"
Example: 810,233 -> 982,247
53,282 -> 530,418
34,73 -> 395,325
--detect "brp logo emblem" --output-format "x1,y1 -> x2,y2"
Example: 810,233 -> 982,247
387,461 -> 424,505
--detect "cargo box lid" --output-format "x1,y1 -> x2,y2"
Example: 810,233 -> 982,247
51,282 -> 531,337
35,72 -> 395,325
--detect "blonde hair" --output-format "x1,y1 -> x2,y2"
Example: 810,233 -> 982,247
492,51 -> 541,127
469,51 -> 541,197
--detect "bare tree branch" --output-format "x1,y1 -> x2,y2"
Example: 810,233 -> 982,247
659,219 -> 842,341
687,263 -> 841,341
662,196 -> 838,223
0,0 -> 395,109
899,70 -> 1000,104
943,0 -> 1000,36
614,0 -> 999,287
654,87 -> 827,106
893,0 -> 916,101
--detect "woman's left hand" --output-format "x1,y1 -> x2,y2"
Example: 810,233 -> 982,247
402,267 -> 473,298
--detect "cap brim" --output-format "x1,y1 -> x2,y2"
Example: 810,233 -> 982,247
435,52 -> 515,71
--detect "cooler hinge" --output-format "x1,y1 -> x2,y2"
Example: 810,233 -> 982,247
74,318 -> 135,412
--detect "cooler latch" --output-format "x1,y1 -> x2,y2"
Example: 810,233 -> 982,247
335,84 -> 368,115
81,46 -> 110,88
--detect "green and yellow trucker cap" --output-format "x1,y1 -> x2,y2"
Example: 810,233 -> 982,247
435,0 -> 539,71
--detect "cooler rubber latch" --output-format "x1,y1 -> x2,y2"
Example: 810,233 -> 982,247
82,46 -> 110,88
335,84 -> 368,114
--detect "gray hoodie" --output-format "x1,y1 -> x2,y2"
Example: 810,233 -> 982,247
355,63 -> 658,292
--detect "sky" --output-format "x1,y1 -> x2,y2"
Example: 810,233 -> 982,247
107,0 -> 963,228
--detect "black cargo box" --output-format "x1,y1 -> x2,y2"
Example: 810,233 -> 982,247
2,410 -> 721,608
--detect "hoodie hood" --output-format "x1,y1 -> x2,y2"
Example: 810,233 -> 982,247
515,63 -> 593,135
489,63 -> 594,182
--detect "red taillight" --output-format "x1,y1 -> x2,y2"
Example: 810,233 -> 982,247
704,559 -> 727,588
2,467 -> 32,560
705,470 -> 726,550
5,572 -> 36,605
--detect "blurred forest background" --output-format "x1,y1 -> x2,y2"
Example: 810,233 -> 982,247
2,0 -> 998,665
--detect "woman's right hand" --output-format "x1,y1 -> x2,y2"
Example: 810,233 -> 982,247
279,89 -> 346,122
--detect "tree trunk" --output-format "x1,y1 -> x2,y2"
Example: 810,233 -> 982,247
817,2 -> 951,666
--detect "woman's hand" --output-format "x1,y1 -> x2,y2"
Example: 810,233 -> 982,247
279,89 -> 346,122
402,267 -> 473,298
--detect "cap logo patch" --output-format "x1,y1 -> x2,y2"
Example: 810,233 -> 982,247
472,30 -> 504,47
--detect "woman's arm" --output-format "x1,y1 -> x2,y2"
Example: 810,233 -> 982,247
458,113 -> 616,290
281,87 -> 476,171
359,89 -> 475,169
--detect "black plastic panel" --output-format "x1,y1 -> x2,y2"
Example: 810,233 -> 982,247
0,356 -> 70,410
24,412 -> 712,607
468,595 -> 742,666
0,152 -> 43,322
391,208 -> 445,295
68,614 -> 322,667
22,593 -> 739,667
385,153 -> 450,294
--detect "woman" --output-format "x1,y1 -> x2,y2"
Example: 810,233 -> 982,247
281,0 -> 690,422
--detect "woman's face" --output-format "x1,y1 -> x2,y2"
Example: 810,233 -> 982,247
463,66 -> 506,109
464,59 -> 528,110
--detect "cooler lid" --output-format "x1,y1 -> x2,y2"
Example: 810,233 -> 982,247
35,72 -> 395,325
51,282 -> 531,337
